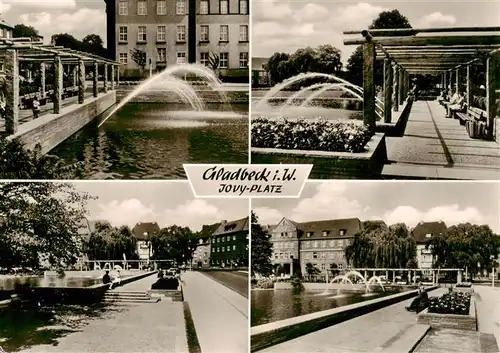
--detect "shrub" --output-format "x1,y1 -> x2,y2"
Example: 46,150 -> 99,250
252,278 -> 275,289
252,118 -> 371,153
428,291 -> 471,315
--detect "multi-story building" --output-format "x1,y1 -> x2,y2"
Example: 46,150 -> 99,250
132,221 -> 161,261
270,217 -> 363,276
412,221 -> 447,274
251,57 -> 269,87
192,222 -> 219,267
0,19 -> 13,39
104,0 -> 249,80
210,216 -> 249,267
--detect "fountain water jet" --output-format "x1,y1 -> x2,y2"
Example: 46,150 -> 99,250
98,64 -> 224,127
366,276 -> 386,293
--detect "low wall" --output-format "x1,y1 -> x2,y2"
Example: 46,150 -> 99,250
251,286 -> 438,352
251,133 -> 388,179
376,98 -> 413,137
494,117 -> 500,144
9,91 -> 116,155
148,288 -> 184,302
417,297 -> 477,331
274,282 -> 374,291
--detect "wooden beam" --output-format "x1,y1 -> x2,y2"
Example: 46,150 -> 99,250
4,49 -> 19,134
344,26 -> 500,36
344,35 -> 500,47
363,41 -> 376,134
384,58 -> 392,123
486,54 -> 499,139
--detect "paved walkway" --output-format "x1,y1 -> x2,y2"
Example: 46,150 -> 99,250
20,274 -> 189,353
384,100 -> 500,179
259,288 -> 446,353
183,271 -> 248,353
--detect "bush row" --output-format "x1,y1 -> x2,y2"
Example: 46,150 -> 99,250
252,118 -> 371,153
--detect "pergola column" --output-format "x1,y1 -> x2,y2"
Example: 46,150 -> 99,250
40,62 -> 46,98
393,64 -> 399,112
383,58 -> 393,123
53,55 -> 63,114
486,54 -> 499,140
441,73 -> 445,90
117,66 -> 120,86
72,65 -> 78,87
93,61 -> 98,97
448,71 -> 453,90
103,64 -> 108,93
78,59 -> 85,104
363,40 -> 376,134
455,68 -> 460,94
398,67 -> 405,104
111,65 -> 116,90
4,49 -> 19,134
443,71 -> 448,90
466,64 -> 471,107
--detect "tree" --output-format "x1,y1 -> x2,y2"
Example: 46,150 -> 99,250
130,48 -> 147,71
0,182 -> 93,271
345,9 -> 412,86
52,33 -> 82,51
427,223 -> 500,278
85,223 -> 138,262
82,34 -> 106,57
305,262 -> 320,280
266,52 -> 290,86
13,24 -> 40,39
150,225 -> 197,264
250,211 -> 273,276
208,53 -> 220,76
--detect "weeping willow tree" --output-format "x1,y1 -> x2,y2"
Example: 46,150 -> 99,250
345,222 -> 416,269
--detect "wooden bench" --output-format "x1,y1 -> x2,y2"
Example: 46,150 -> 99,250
456,107 -> 487,139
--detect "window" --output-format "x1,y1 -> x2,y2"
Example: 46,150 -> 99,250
176,0 -> 185,14
313,252 -> 318,259
226,246 -> 230,252
200,25 -> 209,41
157,48 -> 166,62
239,0 -> 248,14
329,240 -> 335,247
321,240 -> 326,248
322,231 -> 329,237
119,53 -> 128,64
233,235 -> 236,240
239,25 -> 248,41
303,241 -> 310,248
328,252 -> 334,259
137,0 -> 146,15
239,52 -> 247,68
220,0 -> 228,14
306,232 -> 312,237
177,52 -> 186,64
119,26 -> 128,42
219,25 -> 228,42
177,26 -> 186,41
321,263 -> 326,270
312,241 -> 318,248
119,0 -> 128,15
337,239 -> 343,247
157,0 -> 166,14
232,245 -> 236,250
137,26 -> 147,42
200,0 -> 209,14
157,26 -> 166,42
340,229 -> 347,236
320,252 -> 326,259
304,252 -> 310,260
219,52 -> 228,68
426,233 -> 432,238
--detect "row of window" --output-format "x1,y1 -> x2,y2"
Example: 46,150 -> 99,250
276,229 -> 348,238
312,263 -> 347,271
119,25 -> 248,43
213,235 -> 237,243
303,251 -> 345,260
213,245 -> 237,252
119,0 -> 248,16
273,239 -> 350,250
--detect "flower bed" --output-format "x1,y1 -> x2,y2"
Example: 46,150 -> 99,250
252,118 -> 371,153
428,292 -> 471,315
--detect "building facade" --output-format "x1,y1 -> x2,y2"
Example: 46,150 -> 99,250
270,217 -> 363,276
0,20 -> 13,39
132,222 -> 161,261
251,57 -> 269,87
210,216 -> 249,267
412,221 -> 447,274
193,237 -> 211,268
105,0 -> 249,80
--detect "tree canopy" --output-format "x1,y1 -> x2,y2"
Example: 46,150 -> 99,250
0,182 -> 93,270
345,221 -> 416,268
13,24 -> 40,40
427,223 -> 500,276
51,33 -> 106,57
266,45 -> 342,86
251,211 -> 273,276
85,223 -> 138,261
150,225 -> 198,264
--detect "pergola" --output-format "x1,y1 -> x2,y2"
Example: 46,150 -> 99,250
343,27 -> 500,139
0,37 -> 121,134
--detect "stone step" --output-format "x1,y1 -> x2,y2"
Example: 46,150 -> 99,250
374,324 -> 430,353
104,295 -> 151,300
103,297 -> 160,304
381,163 -> 500,180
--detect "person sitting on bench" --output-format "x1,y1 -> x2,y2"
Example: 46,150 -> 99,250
406,289 -> 429,313
446,91 -> 465,118
437,90 -> 446,104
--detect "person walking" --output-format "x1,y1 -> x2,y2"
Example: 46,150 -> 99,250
32,96 -> 41,119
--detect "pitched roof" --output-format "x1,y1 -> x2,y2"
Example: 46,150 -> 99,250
252,57 -> 269,71
213,217 -> 249,236
294,217 -> 362,239
0,19 -> 13,30
132,222 -> 161,240
412,221 -> 447,244
197,222 -> 221,241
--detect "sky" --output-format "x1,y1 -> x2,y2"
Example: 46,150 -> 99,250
252,181 -> 500,233
69,181 -> 248,232
1,0 -> 107,44
252,0 -> 500,63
